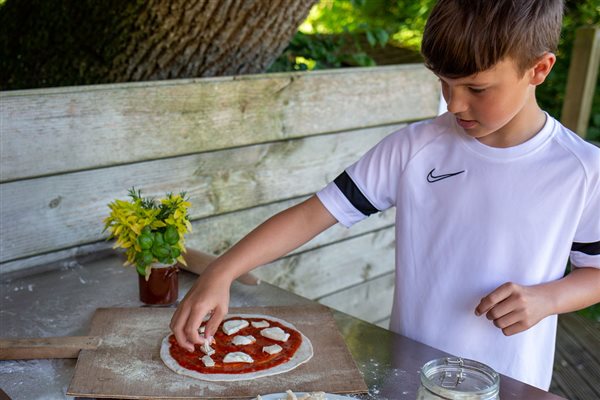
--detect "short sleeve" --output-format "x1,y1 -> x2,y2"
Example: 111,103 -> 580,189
570,159 -> 600,268
316,127 -> 407,227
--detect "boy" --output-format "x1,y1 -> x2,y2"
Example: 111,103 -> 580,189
171,0 -> 600,390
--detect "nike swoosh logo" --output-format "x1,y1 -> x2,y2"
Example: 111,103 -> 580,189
427,168 -> 465,183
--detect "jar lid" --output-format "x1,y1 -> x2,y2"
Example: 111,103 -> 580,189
420,357 -> 500,399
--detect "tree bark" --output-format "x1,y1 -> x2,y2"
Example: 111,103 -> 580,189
0,0 -> 317,90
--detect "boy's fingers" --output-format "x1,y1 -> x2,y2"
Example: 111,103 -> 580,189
491,310 -> 521,330
204,305 -> 228,339
475,282 -> 515,316
184,306 -> 211,348
484,297 -> 516,321
170,306 -> 195,352
501,321 -> 528,336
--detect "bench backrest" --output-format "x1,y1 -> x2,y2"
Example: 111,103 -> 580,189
0,65 -> 439,324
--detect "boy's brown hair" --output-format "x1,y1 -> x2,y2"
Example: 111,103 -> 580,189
421,0 -> 564,78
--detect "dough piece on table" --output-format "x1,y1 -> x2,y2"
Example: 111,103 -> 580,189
262,344 -> 283,355
223,351 -> 254,363
222,319 -> 249,335
251,320 -> 270,328
232,335 -> 256,346
260,327 -> 290,342
201,355 -> 215,367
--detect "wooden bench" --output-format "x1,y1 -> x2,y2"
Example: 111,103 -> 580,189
0,64 -> 440,326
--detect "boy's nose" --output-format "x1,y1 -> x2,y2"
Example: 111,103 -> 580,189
445,90 -> 468,114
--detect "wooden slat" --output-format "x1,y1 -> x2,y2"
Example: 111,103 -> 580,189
254,226 -> 396,300
555,333 -> 600,394
559,313 -> 600,361
0,65 -> 439,182
552,346 -> 599,400
187,197 -> 395,258
550,313 -> 600,400
0,194 -> 395,277
318,272 -> 395,324
0,125 -> 399,263
561,27 -> 600,137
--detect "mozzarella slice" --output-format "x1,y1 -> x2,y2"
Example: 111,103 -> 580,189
232,335 -> 256,346
201,341 -> 215,355
201,355 -> 215,367
223,351 -> 254,363
251,320 -> 270,328
260,327 -> 290,342
222,319 -> 249,335
262,344 -> 283,355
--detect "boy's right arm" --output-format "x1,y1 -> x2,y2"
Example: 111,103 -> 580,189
169,195 -> 338,351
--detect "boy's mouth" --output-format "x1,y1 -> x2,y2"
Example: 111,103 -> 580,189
456,117 -> 477,129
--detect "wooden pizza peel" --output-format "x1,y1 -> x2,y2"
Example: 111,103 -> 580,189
2,305 -> 367,399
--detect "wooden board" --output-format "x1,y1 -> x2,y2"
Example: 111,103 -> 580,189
318,272 -> 395,324
1,124 -> 396,263
67,306 -> 367,399
255,226 -> 396,299
1,65 -> 438,182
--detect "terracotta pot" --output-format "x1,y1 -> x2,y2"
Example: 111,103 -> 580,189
138,263 -> 179,306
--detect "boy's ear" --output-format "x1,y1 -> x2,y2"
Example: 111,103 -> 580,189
530,52 -> 556,86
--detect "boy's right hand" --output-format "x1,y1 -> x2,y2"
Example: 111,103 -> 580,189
169,267 -> 232,352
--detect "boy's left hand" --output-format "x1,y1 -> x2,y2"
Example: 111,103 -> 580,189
475,282 -> 550,336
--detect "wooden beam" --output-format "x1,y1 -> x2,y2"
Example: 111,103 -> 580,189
561,27 -> 600,137
0,65 -> 438,182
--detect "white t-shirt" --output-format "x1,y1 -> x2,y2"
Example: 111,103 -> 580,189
317,112 -> 600,389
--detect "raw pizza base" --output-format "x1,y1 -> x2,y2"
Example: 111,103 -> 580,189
160,313 -> 314,381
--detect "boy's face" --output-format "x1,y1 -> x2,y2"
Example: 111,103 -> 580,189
438,56 -> 551,148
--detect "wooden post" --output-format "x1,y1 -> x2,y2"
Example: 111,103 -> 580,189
561,27 -> 600,138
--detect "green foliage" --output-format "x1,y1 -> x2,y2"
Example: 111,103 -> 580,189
269,0 -> 434,72
103,188 -> 192,279
271,0 -> 600,141
577,302 -> 600,322
537,0 -> 600,141
268,32 -> 376,72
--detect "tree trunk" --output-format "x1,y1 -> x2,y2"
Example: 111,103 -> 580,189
0,0 -> 317,90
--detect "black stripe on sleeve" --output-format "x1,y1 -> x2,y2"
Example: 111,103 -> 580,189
571,241 -> 600,256
334,171 -> 379,216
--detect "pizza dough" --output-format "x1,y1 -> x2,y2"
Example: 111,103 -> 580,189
160,313 -> 313,381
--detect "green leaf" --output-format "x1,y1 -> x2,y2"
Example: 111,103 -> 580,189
164,225 -> 179,245
153,245 -> 171,259
138,233 -> 153,249
136,264 -> 146,276
141,250 -> 154,265
366,30 -> 377,47
373,28 -> 389,47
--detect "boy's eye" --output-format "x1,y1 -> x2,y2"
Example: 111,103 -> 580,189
469,87 -> 486,93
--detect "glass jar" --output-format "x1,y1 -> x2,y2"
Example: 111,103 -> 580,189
417,357 -> 500,400
138,262 -> 179,306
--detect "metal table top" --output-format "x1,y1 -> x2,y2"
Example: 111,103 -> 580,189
0,255 -> 563,399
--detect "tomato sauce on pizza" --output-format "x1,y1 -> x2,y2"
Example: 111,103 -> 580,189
168,317 -> 303,374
